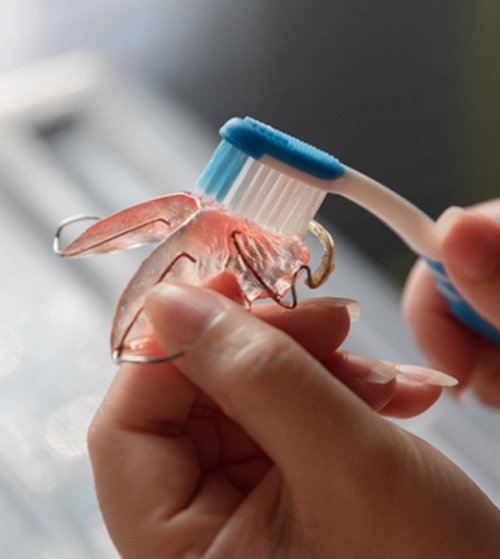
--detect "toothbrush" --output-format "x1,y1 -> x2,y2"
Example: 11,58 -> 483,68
197,116 -> 500,345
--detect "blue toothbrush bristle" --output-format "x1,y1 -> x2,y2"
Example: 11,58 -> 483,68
197,140 -> 248,202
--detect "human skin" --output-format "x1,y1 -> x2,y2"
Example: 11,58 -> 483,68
403,199 -> 500,406
88,274 -> 500,558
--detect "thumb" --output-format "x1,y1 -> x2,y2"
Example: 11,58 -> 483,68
437,207 -> 500,330
144,283 -> 382,483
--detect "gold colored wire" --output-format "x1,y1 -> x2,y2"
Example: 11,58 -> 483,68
306,220 -> 335,288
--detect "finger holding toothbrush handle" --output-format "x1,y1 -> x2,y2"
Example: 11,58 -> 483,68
425,206 -> 500,345
403,200 -> 500,405
318,163 -> 500,346
333,166 -> 500,346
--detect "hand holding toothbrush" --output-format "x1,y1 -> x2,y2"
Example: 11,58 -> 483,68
403,199 -> 500,406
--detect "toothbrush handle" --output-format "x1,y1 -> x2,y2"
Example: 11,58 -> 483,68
328,170 -> 499,342
426,260 -> 500,345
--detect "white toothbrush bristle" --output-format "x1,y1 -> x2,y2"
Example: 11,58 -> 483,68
222,158 -> 326,236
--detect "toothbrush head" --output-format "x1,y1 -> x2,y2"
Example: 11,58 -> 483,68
224,117 -> 344,179
197,117 -> 345,236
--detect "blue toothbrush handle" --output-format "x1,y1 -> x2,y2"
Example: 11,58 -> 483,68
426,260 -> 500,345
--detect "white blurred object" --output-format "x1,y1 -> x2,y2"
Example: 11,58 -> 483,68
0,53 -> 497,558
0,51 -> 214,559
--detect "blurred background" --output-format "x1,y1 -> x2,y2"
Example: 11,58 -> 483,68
0,2 -> 498,557
2,0 -> 498,280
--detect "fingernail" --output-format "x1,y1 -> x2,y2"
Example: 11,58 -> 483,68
145,283 -> 225,348
327,298 -> 361,322
341,353 -> 398,384
394,364 -> 459,387
345,300 -> 361,322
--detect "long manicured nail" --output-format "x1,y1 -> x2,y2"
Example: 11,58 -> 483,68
345,299 -> 361,322
326,298 -> 361,322
342,353 -> 459,387
394,364 -> 459,387
145,283 -> 225,349
340,353 -> 398,384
